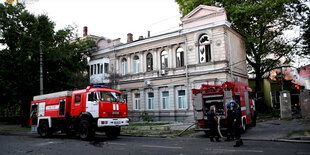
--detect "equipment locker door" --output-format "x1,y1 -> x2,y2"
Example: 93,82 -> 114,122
193,93 -> 203,120
71,94 -> 83,116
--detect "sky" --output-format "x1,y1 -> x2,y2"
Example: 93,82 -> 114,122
9,0 -> 182,43
1,0 -> 308,67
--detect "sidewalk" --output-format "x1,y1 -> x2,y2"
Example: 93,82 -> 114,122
242,119 -> 310,143
121,119 -> 310,143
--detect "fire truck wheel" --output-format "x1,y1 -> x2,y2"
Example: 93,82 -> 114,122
79,120 -> 94,140
38,121 -> 51,137
106,127 -> 120,139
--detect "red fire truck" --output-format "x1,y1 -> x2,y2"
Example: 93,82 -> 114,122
192,82 -> 256,136
30,86 -> 129,140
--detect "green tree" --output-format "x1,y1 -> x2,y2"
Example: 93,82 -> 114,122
301,13 -> 310,57
175,0 -> 309,91
0,3 -> 96,125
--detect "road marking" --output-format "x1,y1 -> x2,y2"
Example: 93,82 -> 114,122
108,142 -> 127,146
297,152 -> 310,155
35,141 -> 58,146
205,148 -> 263,153
143,145 -> 182,149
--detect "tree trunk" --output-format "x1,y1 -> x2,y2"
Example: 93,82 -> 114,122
255,68 -> 262,92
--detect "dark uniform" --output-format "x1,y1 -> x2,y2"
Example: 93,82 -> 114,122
226,108 -> 234,141
230,103 -> 243,147
207,109 -> 220,142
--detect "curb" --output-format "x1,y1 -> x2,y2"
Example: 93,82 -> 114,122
242,138 -> 310,143
120,134 -> 174,138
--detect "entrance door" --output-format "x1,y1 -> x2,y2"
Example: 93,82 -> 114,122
86,92 -> 99,118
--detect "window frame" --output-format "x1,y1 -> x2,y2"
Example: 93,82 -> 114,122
161,91 -> 169,110
74,94 -> 82,104
104,63 -> 109,73
147,92 -> 154,110
198,34 -> 211,63
133,55 -> 140,74
146,53 -> 153,72
121,58 -> 128,75
176,47 -> 185,67
177,90 -> 187,109
161,50 -> 168,69
134,93 -> 141,110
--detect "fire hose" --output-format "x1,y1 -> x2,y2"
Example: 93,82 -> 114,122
217,116 -> 224,138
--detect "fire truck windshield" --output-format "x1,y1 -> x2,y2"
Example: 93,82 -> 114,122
99,91 -> 124,103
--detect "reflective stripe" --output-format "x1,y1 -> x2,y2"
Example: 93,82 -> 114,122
113,104 -> 119,110
241,107 -> 246,111
46,105 -> 59,110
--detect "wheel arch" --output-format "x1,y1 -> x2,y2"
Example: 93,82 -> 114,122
37,116 -> 52,128
79,112 -> 94,122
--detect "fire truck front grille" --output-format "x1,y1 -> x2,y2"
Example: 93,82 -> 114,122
107,112 -> 123,117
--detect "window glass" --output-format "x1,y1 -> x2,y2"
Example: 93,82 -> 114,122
99,91 -> 122,102
104,63 -> 109,73
121,58 -> 128,75
176,47 -> 184,67
88,92 -> 97,101
90,65 -> 93,75
97,64 -> 100,74
199,34 -> 211,63
133,55 -> 140,73
100,64 -> 103,74
75,94 -> 81,104
162,91 -> 169,109
134,93 -> 140,110
94,64 -> 96,75
146,53 -> 153,72
59,99 -> 65,115
147,92 -> 154,109
161,50 -> 168,69
178,90 -> 186,109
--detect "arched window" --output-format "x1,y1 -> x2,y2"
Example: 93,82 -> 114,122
176,47 -> 184,67
161,50 -> 168,69
121,58 -> 128,75
133,55 -> 140,73
146,53 -> 153,72
199,34 -> 211,63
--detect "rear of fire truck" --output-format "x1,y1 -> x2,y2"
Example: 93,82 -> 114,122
192,82 -> 256,136
192,83 -> 229,135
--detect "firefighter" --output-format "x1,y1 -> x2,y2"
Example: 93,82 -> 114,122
207,105 -> 220,142
225,102 -> 234,141
229,100 -> 243,147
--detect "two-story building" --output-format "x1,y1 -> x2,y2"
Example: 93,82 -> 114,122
89,5 -> 248,122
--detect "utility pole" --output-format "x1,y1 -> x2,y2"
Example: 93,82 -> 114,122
39,42 -> 44,95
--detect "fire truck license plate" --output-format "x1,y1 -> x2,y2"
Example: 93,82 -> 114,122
112,112 -> 119,115
114,121 -> 121,124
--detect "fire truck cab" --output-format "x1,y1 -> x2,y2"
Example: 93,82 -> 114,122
30,86 -> 129,140
192,82 -> 256,135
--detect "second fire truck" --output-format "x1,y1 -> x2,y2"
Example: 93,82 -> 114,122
192,81 -> 256,136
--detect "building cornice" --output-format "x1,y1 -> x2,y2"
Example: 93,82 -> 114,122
92,20 -> 231,56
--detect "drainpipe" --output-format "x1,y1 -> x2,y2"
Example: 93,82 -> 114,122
227,31 -> 233,82
181,31 -> 190,113
113,45 -> 117,89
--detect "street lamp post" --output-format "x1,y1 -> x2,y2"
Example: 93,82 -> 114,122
39,42 -> 43,95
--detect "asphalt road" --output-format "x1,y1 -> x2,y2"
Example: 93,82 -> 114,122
0,133 -> 309,155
